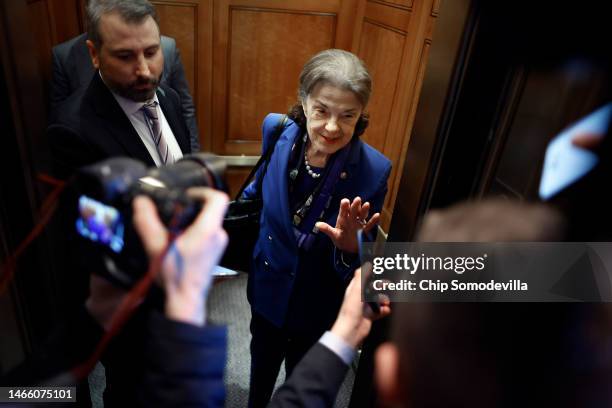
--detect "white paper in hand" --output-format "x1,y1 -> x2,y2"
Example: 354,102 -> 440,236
539,103 -> 611,200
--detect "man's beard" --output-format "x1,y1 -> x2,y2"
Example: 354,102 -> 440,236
111,76 -> 160,102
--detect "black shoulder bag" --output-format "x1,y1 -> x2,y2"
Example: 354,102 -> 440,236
220,115 -> 288,272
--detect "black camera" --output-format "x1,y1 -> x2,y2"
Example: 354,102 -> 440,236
74,153 -> 226,287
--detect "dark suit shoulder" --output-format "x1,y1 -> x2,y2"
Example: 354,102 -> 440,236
50,33 -> 93,109
157,83 -> 183,117
47,86 -> 97,178
52,33 -> 87,56
160,35 -> 177,76
158,83 -> 181,103
160,35 -> 176,51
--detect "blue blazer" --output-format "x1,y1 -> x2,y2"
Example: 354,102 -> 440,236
244,113 -> 391,332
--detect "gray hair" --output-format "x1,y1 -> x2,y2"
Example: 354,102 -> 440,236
298,49 -> 372,108
87,0 -> 159,48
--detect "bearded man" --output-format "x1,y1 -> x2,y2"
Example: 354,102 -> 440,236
48,0 -> 191,178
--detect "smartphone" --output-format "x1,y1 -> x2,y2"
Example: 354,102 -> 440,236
357,229 -> 381,314
539,103 -> 612,200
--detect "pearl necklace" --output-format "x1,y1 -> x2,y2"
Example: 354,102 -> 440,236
304,152 -> 322,179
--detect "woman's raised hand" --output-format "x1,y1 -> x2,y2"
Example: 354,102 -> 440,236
315,196 -> 379,253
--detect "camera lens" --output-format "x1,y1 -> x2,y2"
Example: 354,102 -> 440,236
143,153 -> 227,192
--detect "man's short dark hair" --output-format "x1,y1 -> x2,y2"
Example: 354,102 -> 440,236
87,0 -> 159,48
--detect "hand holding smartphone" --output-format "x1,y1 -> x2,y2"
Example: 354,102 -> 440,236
357,229 -> 383,314
539,103 -> 611,200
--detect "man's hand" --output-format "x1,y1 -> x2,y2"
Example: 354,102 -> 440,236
316,197 -> 379,253
330,268 -> 391,348
133,187 -> 229,326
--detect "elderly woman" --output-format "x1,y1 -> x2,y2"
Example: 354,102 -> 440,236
243,49 -> 391,407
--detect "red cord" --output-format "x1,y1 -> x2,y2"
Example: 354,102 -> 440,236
37,173 -> 65,188
2,172 -> 182,382
0,175 -> 68,295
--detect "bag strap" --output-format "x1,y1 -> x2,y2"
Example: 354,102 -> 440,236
234,114 -> 288,200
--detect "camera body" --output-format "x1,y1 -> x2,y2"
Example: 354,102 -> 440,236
75,154 -> 226,287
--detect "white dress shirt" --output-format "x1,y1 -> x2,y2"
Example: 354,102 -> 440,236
319,331 -> 357,365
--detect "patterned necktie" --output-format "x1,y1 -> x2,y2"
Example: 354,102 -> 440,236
142,100 -> 171,164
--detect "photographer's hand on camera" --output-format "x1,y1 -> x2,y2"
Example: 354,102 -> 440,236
133,187 -> 229,326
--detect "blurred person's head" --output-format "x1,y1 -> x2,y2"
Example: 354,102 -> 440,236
288,49 -> 371,163
416,199 -> 566,242
86,0 -> 163,102
373,200 -> 612,406
374,302 -> 610,407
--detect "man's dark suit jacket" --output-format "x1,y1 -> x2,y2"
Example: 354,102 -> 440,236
48,71 -> 191,178
269,343 -> 350,407
50,33 -> 200,151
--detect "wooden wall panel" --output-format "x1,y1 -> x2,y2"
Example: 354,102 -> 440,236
358,20 -> 405,154
212,0 -> 352,156
364,0 -> 411,30
26,0 -> 83,105
431,0 -> 441,16
153,1 -> 212,151
27,1 -> 55,90
227,8 -> 334,145
385,38 -> 432,225
155,2 -> 198,97
353,0 -> 438,231
48,0 -> 84,42
373,0 -> 413,9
